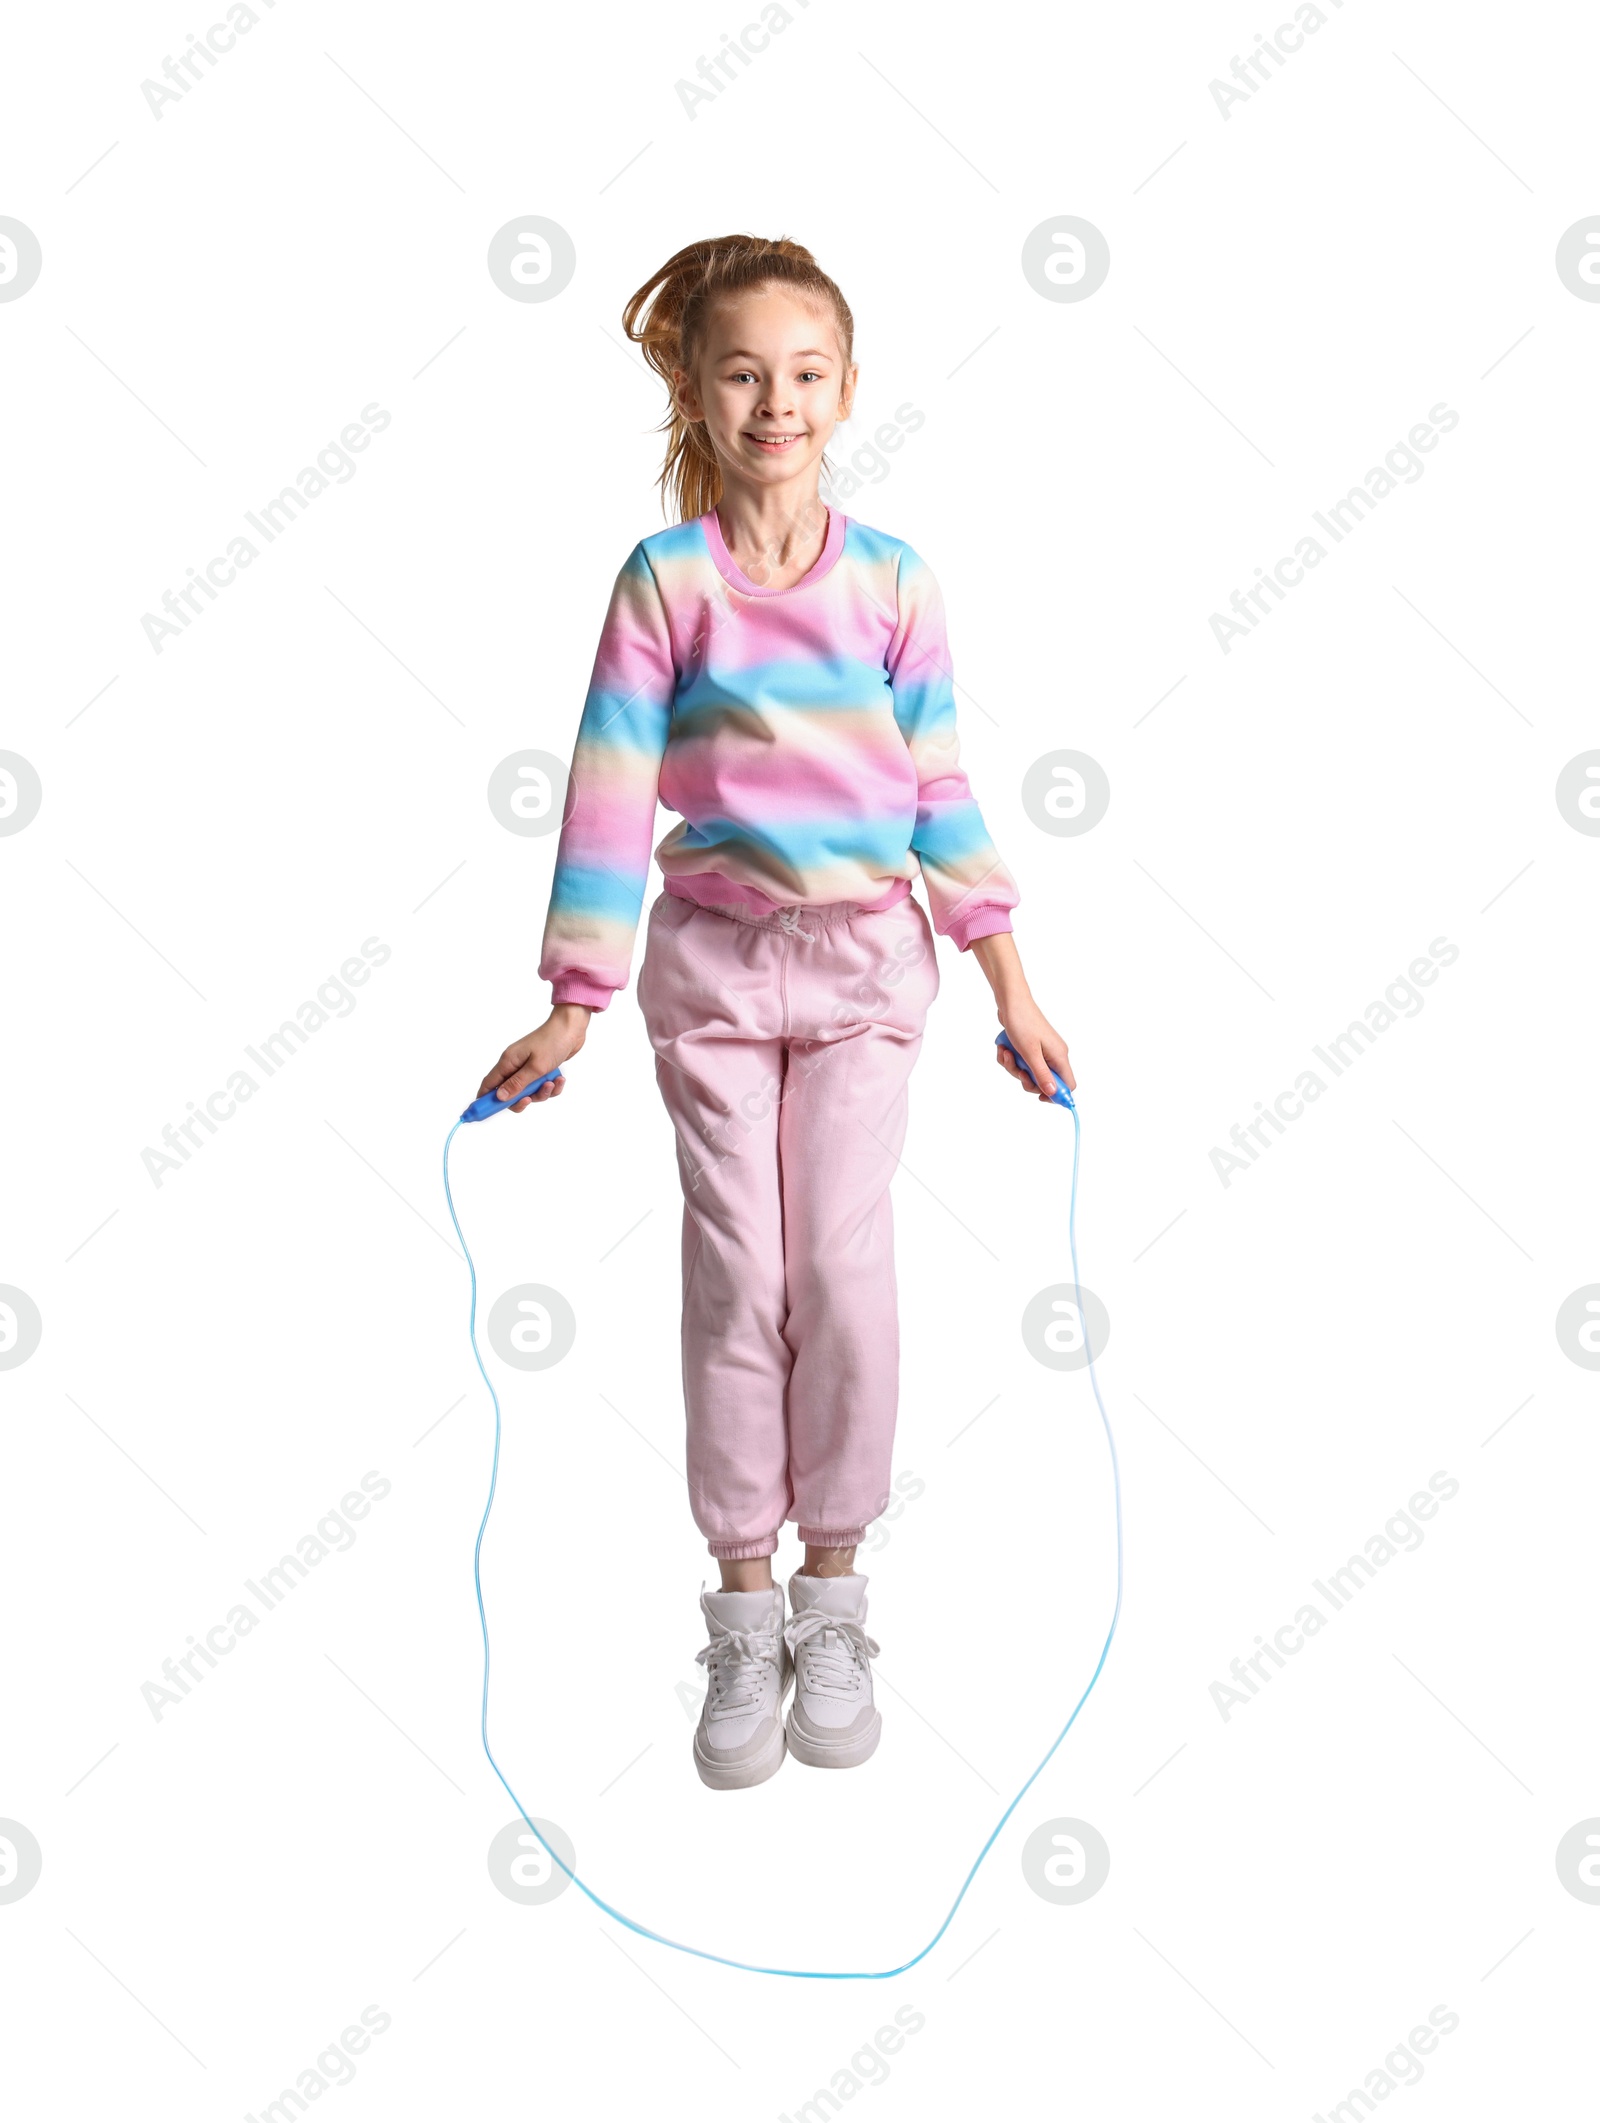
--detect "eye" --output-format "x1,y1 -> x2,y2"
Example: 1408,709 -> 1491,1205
799,370 -> 823,383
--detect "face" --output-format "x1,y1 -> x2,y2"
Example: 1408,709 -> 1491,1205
676,286 -> 856,494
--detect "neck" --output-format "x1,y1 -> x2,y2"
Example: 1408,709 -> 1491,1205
712,479 -> 828,576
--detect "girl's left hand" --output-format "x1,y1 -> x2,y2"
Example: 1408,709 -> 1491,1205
994,1001 -> 1076,1104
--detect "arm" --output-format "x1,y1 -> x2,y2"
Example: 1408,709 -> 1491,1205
888,550 -> 1073,1104
481,545 -> 675,1110
971,932 -> 1076,1104
886,546 -> 1020,950
539,544 -> 675,1006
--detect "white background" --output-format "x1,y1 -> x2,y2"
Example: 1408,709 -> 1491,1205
3,1 -> 1597,2115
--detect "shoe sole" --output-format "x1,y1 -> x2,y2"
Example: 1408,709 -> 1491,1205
693,1719 -> 787,1790
784,1706 -> 882,1770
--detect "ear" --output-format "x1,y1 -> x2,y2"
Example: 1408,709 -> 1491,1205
838,361 -> 860,422
672,366 -> 705,423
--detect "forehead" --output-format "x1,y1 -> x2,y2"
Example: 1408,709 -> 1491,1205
702,286 -> 841,362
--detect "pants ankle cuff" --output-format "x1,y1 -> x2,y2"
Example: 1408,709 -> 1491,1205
797,1524 -> 866,1549
707,1532 -> 779,1560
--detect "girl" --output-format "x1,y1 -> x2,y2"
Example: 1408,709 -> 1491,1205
480,234 -> 1073,1790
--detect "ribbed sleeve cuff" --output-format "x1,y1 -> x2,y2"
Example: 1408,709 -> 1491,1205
548,975 -> 614,1011
945,908 -> 1014,952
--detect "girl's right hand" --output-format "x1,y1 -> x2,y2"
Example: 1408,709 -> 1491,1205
479,1004 -> 592,1112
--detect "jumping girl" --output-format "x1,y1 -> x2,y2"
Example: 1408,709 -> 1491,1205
480,234 -> 1074,1790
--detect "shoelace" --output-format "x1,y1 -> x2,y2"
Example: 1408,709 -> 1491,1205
696,1619 -> 783,1719
774,907 -> 817,940
784,1609 -> 879,1698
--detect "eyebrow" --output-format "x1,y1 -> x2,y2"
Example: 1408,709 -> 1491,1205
718,348 -> 834,362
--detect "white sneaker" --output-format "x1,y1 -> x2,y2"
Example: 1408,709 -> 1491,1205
693,1585 -> 792,1790
784,1572 -> 882,1769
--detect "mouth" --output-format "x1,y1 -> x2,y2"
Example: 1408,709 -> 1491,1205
743,432 -> 806,455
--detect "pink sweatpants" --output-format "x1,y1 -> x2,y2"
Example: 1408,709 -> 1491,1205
636,888 -> 940,1559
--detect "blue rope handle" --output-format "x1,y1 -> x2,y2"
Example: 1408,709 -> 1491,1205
441,1093 -> 1122,1980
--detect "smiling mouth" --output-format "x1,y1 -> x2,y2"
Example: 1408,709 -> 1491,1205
744,432 -> 805,452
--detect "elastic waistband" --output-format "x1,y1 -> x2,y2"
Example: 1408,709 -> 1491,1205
664,875 -> 912,933
690,896 -> 866,934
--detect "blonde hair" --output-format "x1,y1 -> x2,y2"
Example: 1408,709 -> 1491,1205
622,233 -> 855,523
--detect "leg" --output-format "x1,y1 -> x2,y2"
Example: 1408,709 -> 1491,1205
720,1556 -> 775,1591
636,894 -> 793,1561
777,899 -> 940,1548
802,1544 -> 857,1579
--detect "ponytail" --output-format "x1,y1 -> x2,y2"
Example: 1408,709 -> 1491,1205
622,233 -> 854,523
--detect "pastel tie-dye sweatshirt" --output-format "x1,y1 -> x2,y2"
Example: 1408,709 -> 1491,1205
538,507 -> 1019,1009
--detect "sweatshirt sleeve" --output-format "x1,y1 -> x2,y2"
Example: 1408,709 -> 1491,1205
537,544 -> 676,1008
886,545 -> 1020,950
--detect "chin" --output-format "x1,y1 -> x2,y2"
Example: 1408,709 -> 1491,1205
741,449 -> 814,476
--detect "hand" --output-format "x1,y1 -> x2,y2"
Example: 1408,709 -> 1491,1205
479,1004 -> 592,1112
993,997 -> 1075,1105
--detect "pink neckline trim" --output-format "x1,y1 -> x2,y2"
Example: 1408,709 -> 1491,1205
700,505 -> 847,597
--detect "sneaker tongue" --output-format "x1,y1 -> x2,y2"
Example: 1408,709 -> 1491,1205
704,1588 -> 777,1632
790,1572 -> 868,1618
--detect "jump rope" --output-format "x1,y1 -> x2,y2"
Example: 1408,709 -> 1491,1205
440,1028 -> 1123,1981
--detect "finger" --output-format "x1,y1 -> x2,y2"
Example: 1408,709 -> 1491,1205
479,1048 -> 526,1097
512,1075 -> 565,1113
1002,1045 -> 1044,1094
996,1046 -> 1029,1090
1032,1038 -> 1072,1098
1022,1041 -> 1059,1101
1044,1041 -> 1077,1093
498,1065 -> 547,1101
999,1046 -> 1046,1098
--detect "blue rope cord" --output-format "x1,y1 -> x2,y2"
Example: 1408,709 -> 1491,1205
441,1097 -> 1122,1980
